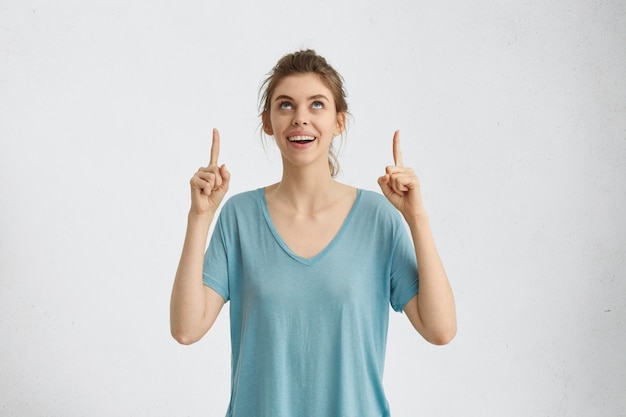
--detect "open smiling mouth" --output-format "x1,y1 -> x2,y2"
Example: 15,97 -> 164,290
288,135 -> 316,144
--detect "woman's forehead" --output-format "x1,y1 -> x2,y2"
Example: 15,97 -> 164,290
273,73 -> 333,99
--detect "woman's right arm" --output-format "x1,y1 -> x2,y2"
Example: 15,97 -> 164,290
170,129 -> 230,345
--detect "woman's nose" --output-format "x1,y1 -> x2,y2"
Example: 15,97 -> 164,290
292,109 -> 309,126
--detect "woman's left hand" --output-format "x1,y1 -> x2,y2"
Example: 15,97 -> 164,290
377,130 -> 426,220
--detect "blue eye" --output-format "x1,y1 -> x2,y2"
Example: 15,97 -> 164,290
312,101 -> 324,109
279,101 -> 292,110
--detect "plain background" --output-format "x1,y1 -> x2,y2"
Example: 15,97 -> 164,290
1,0 -> 625,416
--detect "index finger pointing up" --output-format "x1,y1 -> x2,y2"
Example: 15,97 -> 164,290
209,128 -> 220,166
393,130 -> 404,167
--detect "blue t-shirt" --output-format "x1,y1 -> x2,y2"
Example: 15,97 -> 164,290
203,188 -> 419,417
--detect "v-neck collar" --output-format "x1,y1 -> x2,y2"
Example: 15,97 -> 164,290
259,188 -> 362,266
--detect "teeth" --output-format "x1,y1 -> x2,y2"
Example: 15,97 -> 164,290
288,135 -> 315,142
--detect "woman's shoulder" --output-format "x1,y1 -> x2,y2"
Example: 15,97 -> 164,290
219,188 -> 264,215
357,188 -> 394,209
354,188 -> 403,224
358,188 -> 386,201
225,188 -> 262,203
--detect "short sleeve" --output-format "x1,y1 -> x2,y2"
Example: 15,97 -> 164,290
202,214 -> 230,302
389,225 -> 419,312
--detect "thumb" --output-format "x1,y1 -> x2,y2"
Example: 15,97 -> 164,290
377,175 -> 392,197
220,165 -> 231,185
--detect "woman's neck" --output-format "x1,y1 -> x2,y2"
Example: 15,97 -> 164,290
269,162 -> 342,214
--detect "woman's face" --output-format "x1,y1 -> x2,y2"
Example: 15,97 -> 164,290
263,73 -> 345,172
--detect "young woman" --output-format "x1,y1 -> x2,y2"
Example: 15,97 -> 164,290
170,49 -> 456,417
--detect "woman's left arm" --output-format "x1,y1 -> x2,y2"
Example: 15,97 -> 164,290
378,131 -> 457,345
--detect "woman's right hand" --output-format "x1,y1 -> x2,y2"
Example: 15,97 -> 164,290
189,128 -> 231,216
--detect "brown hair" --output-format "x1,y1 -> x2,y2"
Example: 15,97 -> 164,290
259,49 -> 349,177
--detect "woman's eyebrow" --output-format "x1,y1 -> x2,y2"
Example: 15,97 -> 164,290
309,94 -> 329,101
274,94 -> 293,102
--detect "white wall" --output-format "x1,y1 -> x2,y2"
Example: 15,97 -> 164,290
1,1 -> 624,416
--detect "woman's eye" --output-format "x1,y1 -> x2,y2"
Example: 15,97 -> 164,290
279,101 -> 292,110
312,101 -> 324,109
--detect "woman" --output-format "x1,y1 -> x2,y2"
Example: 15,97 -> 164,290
170,49 -> 456,417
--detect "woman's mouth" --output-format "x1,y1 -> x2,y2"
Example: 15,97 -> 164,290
288,135 -> 316,144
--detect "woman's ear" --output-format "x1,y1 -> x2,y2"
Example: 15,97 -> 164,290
262,111 -> 273,135
333,112 -> 346,136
